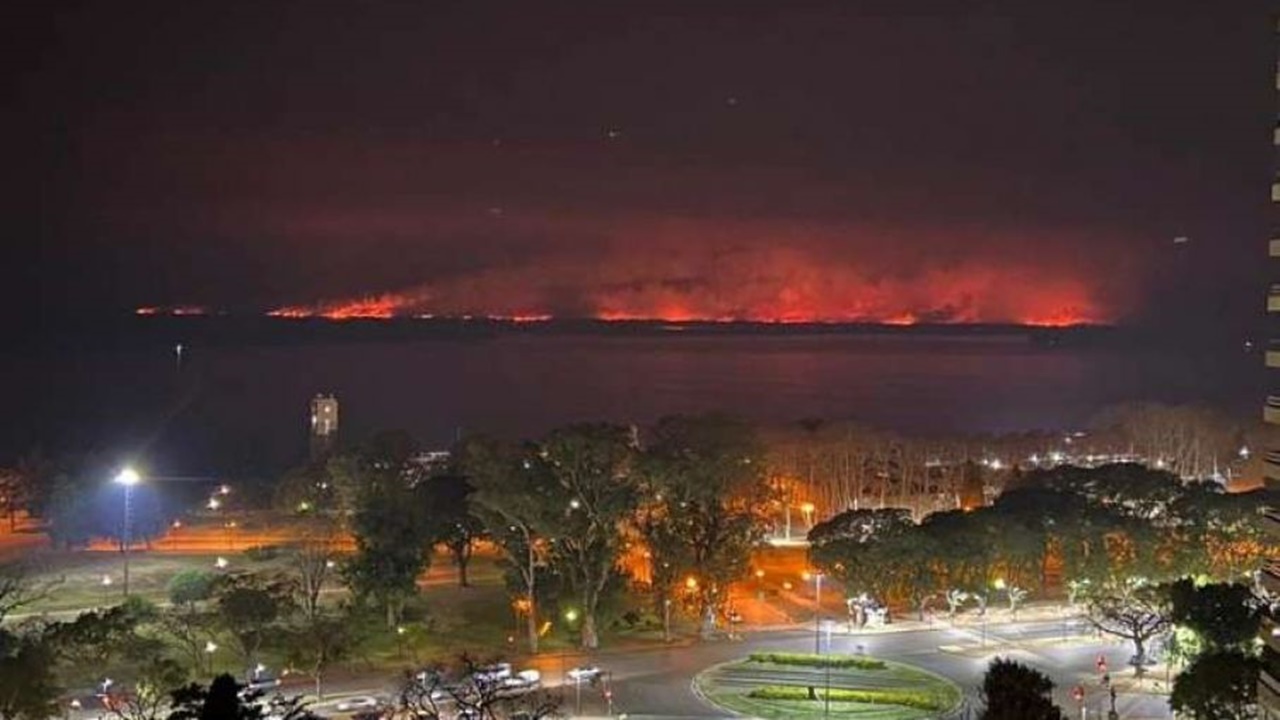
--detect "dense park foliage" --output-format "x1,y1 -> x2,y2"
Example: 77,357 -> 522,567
0,407 -> 1273,719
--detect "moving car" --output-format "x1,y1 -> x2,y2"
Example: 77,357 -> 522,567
472,662 -> 513,683
566,665 -> 603,683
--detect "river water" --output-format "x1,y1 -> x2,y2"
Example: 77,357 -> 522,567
9,329 -> 1261,475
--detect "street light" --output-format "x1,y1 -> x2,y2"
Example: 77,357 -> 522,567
805,571 -> 825,654
204,640 -> 218,674
800,502 -> 815,528
113,467 -> 141,597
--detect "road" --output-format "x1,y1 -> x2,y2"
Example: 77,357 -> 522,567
244,618 -> 1170,720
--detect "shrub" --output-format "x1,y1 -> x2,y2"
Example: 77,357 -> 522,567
746,652 -> 885,670
747,685 -> 947,710
168,569 -> 216,607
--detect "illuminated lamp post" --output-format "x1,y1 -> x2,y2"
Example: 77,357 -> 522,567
803,570 -> 824,654
113,468 -> 141,596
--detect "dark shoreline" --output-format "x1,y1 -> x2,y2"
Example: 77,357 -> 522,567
20,314 -> 1129,352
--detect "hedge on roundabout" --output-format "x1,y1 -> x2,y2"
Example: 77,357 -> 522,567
697,652 -> 962,719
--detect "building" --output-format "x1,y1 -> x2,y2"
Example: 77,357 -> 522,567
309,394 -> 339,459
1261,18 -> 1280,718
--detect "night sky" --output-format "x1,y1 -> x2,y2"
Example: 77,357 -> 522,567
10,1 -> 1277,334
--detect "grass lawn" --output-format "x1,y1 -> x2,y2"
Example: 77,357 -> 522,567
11,551 -> 294,615
697,655 -> 962,720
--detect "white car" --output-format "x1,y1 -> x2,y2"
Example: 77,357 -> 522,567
472,662 -> 513,683
566,666 -> 603,683
498,669 -> 542,695
334,696 -> 382,713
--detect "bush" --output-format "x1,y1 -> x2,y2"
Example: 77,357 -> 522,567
168,569 -> 216,607
746,652 -> 885,670
747,685 -> 947,710
242,545 -> 281,562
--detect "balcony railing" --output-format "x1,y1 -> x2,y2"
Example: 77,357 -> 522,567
1262,666 -> 1280,711
1260,564 -> 1280,597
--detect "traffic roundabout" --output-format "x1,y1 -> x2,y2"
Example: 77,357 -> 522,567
693,652 -> 962,719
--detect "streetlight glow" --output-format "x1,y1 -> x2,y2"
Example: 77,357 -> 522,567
112,468 -> 141,597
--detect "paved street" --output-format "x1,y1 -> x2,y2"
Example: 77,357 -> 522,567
230,617 -> 1171,720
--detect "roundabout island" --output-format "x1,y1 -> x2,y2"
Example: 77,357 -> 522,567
695,652 -> 963,719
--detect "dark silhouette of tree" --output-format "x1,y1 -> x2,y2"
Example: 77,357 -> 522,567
980,657 -> 1065,720
335,431 -> 432,629
214,574 -> 292,674
345,478 -> 429,629
534,423 -> 638,649
419,474 -> 485,587
638,414 -> 771,624
0,628 -> 61,720
396,655 -> 561,720
1168,579 -> 1261,652
459,435 -> 556,654
1170,651 -> 1259,720
166,674 -> 319,720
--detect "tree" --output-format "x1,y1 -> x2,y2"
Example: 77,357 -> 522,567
335,431 -> 432,629
166,674 -> 319,720
215,574 -> 291,674
419,474 -> 485,588
167,570 -> 216,611
1085,579 -> 1170,676
345,478 -> 429,629
106,658 -> 188,720
273,462 -> 334,515
979,657 -> 1066,720
44,472 -> 95,550
0,628 -> 61,720
808,507 -> 915,548
49,597 -> 165,676
877,531 -> 941,620
0,561 -> 59,623
808,508 -> 914,603
639,415 -> 771,624
395,655 -> 561,720
533,423 -> 638,649
1170,650 -> 1259,720
287,523 -> 339,620
1168,579 -> 1260,652
157,608 -> 217,677
283,612 -> 352,701
460,435 -> 554,654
